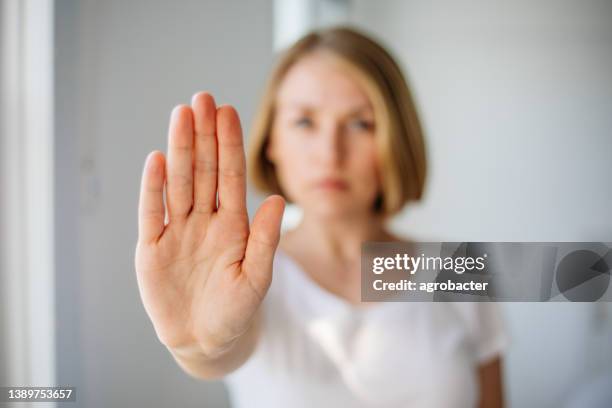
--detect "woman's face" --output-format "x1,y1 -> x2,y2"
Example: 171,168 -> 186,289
267,53 -> 381,220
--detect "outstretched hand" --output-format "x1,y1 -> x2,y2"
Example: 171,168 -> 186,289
135,92 -> 285,358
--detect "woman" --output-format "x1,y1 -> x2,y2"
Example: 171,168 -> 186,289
135,26 -> 508,407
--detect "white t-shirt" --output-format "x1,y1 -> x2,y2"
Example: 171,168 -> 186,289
225,247 -> 510,407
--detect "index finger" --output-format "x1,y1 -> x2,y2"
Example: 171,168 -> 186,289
216,105 -> 247,215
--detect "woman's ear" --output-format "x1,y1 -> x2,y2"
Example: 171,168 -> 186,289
265,138 -> 276,163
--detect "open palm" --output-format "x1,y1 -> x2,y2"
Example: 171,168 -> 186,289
135,92 -> 285,357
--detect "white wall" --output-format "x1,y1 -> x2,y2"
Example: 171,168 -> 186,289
56,0 -> 274,406
350,1 -> 612,407
0,0 -> 7,389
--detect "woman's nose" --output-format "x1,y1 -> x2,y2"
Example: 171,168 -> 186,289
314,123 -> 345,167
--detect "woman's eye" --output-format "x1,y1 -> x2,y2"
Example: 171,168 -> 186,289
348,119 -> 374,132
294,117 -> 313,128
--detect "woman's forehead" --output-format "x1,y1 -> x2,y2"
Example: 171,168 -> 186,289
278,101 -> 374,117
276,55 -> 373,113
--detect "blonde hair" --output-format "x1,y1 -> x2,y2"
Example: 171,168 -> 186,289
247,25 -> 428,219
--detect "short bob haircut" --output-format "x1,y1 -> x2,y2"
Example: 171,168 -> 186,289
247,25 -> 428,219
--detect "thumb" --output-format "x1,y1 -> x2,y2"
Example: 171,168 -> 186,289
242,195 -> 286,298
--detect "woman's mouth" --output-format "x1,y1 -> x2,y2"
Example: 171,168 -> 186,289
315,178 -> 350,191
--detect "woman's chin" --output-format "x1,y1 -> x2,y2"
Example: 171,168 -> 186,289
307,201 -> 368,220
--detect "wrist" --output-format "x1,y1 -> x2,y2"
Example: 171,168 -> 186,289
167,336 -> 238,362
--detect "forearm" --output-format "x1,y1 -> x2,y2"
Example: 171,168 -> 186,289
478,357 -> 504,408
167,310 -> 262,380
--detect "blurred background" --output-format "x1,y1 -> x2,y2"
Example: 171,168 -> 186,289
1,0 -> 611,407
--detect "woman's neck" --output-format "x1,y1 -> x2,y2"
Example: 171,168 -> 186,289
284,210 -> 396,264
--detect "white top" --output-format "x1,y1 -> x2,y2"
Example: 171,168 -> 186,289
225,247 -> 510,407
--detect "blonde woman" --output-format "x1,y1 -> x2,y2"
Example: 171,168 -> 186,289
135,26 -> 508,407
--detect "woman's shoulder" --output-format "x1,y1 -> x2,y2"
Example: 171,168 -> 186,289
265,241 -> 303,307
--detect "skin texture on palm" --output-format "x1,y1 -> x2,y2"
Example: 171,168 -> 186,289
135,92 -> 285,359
